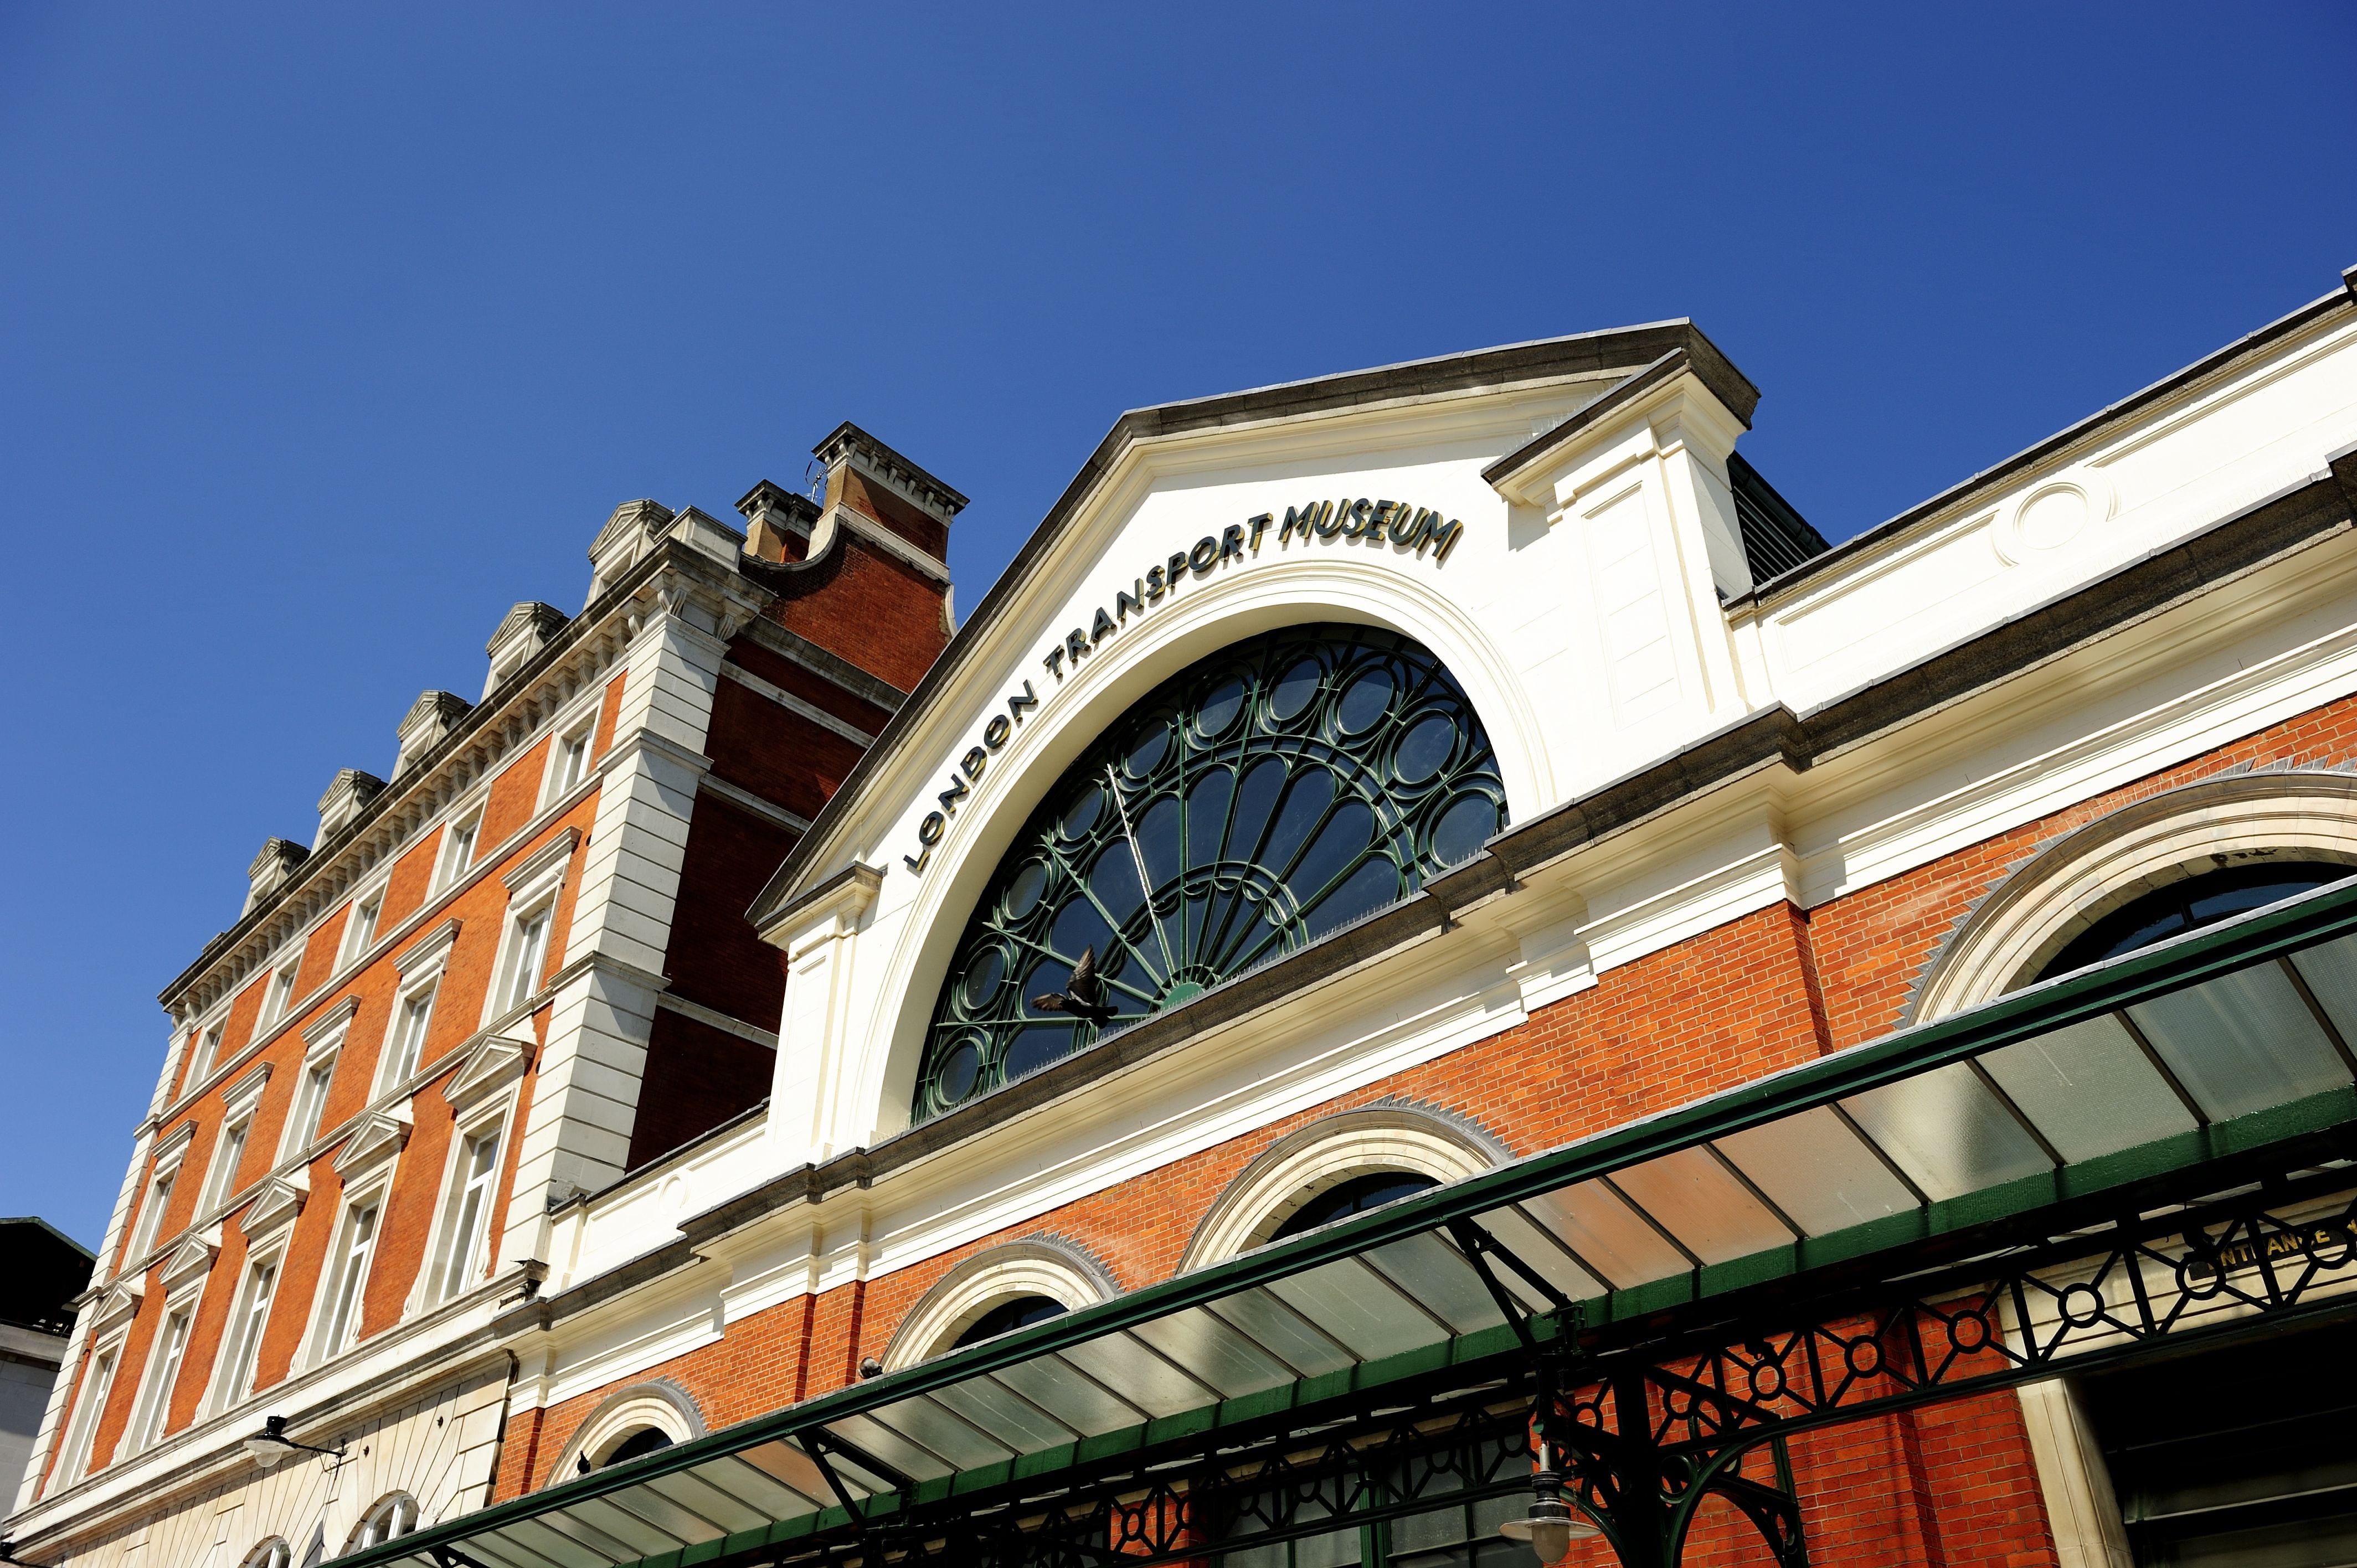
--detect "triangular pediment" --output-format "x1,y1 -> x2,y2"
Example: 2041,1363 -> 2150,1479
240,1173 -> 308,1240
160,1229 -> 219,1287
445,1034 -> 534,1113
332,1105 -> 413,1178
92,1278 -> 144,1329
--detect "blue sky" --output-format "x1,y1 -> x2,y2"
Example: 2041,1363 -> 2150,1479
3,3 -> 2351,1246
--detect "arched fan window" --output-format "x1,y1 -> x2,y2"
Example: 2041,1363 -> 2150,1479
917,623 -> 1504,1121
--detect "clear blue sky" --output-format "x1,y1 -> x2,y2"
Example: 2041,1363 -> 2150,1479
4,4 -> 2352,1247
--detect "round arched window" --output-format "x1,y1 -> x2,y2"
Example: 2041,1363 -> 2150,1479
917,625 -> 1504,1121
2034,862 -> 2350,982
950,1295 -> 1068,1349
1268,1172 -> 1438,1242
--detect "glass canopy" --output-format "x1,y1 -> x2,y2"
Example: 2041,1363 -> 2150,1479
915,625 -> 1506,1121
343,876 -> 2357,1568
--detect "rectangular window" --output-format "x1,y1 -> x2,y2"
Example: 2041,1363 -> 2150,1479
286,1053 -> 335,1153
200,1114 -> 250,1214
553,726 -> 592,797
213,1255 -> 278,1412
127,1164 -> 177,1261
384,986 -> 435,1090
263,968 -> 296,1027
343,893 -> 383,966
439,812 -> 481,889
435,1129 -> 502,1302
500,906 -> 552,1013
313,1199 -> 380,1361
54,1344 -> 119,1487
188,1022 -> 225,1085
125,1304 -> 193,1453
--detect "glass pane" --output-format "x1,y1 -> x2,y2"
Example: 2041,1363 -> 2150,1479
490,1518 -> 609,1568
2127,963 -> 2353,1121
927,1375 -> 1080,1453
534,1507 -> 649,1564
1518,1180 -> 1689,1289
1361,1232 -> 1507,1335
735,1433 -> 867,1499
1608,1147 -> 1793,1263
1978,1015 -> 2198,1161
1712,1107 -> 1917,1234
456,1535 -> 562,1568
1839,1062 -> 2050,1200
694,1453 -> 822,1520
859,1396 -> 1016,1471
1059,1330 -> 1226,1416
560,1497 -> 686,1556
1131,1303 -> 1310,1391
1201,1290 -> 1360,1378
1263,1259 -> 1445,1361
814,1415 -> 955,1482
600,1484 -> 726,1546
1468,1205 -> 1607,1303
640,1470 -> 768,1535
2290,936 -> 2357,1037
991,1352 -> 1147,1436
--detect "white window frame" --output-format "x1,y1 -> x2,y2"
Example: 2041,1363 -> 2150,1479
122,1293 -> 198,1456
304,1185 -> 387,1368
199,1064 -> 274,1219
207,1248 -> 282,1416
198,1110 -> 254,1216
482,829 -> 578,1028
436,804 -> 486,892
381,980 -> 438,1096
350,1494 -> 419,1551
126,1148 -> 186,1263
186,1016 -> 228,1089
53,1334 -> 125,1488
282,1043 -> 338,1160
494,901 -> 554,1018
425,1109 -> 508,1305
542,709 -> 598,809
338,884 -> 388,971
260,964 -> 297,1029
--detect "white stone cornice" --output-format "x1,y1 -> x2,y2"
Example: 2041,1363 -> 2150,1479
654,992 -> 779,1048
595,726 -> 712,782
697,772 -> 811,834
395,918 -> 463,978
760,863 -> 882,953
158,1229 -> 219,1290
332,1105 -> 413,1179
717,661 -> 877,746
445,1035 -> 534,1113
501,827 -> 581,895
239,1174 -> 306,1244
300,995 -> 361,1045
219,1060 -> 273,1111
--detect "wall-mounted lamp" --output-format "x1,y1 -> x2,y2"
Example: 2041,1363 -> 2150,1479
241,1415 -> 346,1470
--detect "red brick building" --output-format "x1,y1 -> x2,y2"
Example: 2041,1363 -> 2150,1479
12,271 -> 2357,1568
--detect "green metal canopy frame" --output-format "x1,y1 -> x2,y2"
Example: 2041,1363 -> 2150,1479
336,876 -> 2357,1568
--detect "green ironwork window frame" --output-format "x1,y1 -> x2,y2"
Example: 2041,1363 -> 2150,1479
915,623 -> 1506,1121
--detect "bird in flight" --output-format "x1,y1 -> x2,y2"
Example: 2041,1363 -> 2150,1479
1032,945 -> 1118,1025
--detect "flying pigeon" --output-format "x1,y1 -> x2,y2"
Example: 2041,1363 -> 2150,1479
1032,945 -> 1118,1025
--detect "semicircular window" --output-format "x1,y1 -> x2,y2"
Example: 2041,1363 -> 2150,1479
917,623 -> 1505,1122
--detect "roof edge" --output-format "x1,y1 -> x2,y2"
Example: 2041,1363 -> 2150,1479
748,319 -> 1754,929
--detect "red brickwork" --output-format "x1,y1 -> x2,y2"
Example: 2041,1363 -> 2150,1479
660,797 -> 796,1029
760,534 -> 947,694
625,1009 -> 775,1170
